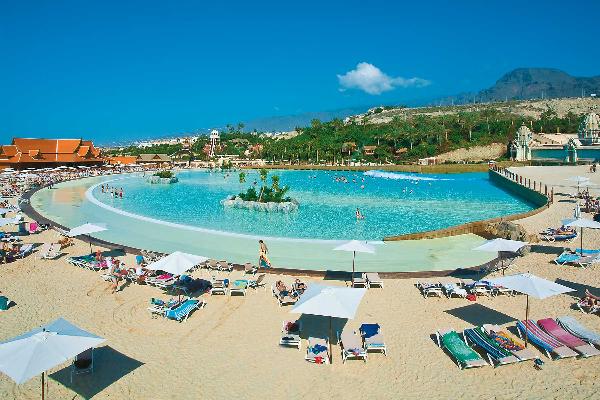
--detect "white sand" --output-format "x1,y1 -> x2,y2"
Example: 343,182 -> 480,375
2,167 -> 600,399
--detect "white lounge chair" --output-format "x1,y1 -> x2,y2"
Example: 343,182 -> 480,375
359,323 -> 387,356
416,281 -> 444,298
39,243 -> 61,260
305,337 -> 329,364
338,330 -> 367,363
210,279 -> 227,295
280,320 -> 302,349
442,283 -> 467,298
365,272 -> 384,288
229,280 -> 248,296
351,273 -> 367,288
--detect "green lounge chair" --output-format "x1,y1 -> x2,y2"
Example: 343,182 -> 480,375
436,329 -> 488,369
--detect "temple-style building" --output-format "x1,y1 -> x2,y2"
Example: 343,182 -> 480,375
510,112 -> 600,163
0,138 -> 103,169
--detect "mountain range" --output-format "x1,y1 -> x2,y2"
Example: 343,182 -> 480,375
437,68 -> 600,106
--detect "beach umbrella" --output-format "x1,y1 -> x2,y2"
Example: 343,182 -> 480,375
0,318 -> 105,399
0,216 -> 20,227
145,251 -> 208,275
291,284 -> 367,362
487,273 -> 574,347
67,223 -> 108,252
473,238 -> 528,275
565,218 -> 600,255
333,240 -> 375,285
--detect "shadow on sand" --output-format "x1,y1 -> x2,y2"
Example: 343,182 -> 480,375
49,346 -> 143,400
445,303 -> 516,326
555,278 -> 600,298
294,314 -> 348,344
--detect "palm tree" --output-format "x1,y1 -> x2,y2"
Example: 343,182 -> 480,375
239,171 -> 246,192
258,168 -> 268,201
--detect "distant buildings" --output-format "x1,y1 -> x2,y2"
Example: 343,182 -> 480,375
0,138 -> 103,169
136,154 -> 172,167
511,112 -> 600,163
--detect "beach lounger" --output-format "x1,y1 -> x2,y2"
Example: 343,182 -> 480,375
557,316 -> 600,347
577,290 -> 600,314
206,259 -> 220,271
482,324 -> 539,361
554,252 -> 583,266
490,285 -> 514,297
280,320 -> 302,349
442,283 -> 467,298
365,272 -> 383,288
516,320 -> 579,360
16,243 -> 34,259
229,280 -> 248,296
217,260 -> 233,272
435,329 -> 488,369
305,337 -> 330,364
248,273 -> 266,290
271,285 -> 298,306
464,327 -> 520,367
147,298 -> 181,318
338,330 -> 367,363
575,248 -> 600,255
537,318 -> 600,358
416,281 -> 444,298
70,348 -> 94,383
39,243 -> 61,260
244,262 -> 257,275
359,323 -> 387,356
467,281 -> 493,297
165,299 -> 205,322
210,279 -> 228,295
351,273 -> 367,288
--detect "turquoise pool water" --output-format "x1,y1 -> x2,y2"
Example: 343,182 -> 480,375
90,169 -> 534,240
29,169 -> 532,272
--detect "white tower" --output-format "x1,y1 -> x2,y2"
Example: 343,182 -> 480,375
511,124 -> 533,161
578,112 -> 600,146
209,129 -> 220,157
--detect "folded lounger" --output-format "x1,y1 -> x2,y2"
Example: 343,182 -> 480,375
305,337 -> 329,364
17,243 -> 34,258
516,320 -> 578,359
338,330 -> 367,363
165,299 -> 205,322
537,318 -> 600,358
557,316 -> 600,347
435,329 -> 488,369
280,320 -> 302,349
482,324 -> 539,361
359,323 -> 387,356
464,327 -> 520,367
365,272 -> 384,288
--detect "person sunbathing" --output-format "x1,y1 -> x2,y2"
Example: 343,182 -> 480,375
294,279 -> 307,294
275,280 -> 290,297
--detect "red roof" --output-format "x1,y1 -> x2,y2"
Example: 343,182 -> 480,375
0,138 -> 103,165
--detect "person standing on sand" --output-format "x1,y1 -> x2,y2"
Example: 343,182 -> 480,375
259,239 -> 272,269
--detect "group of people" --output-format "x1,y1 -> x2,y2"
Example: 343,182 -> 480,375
274,279 -> 307,299
101,184 -> 125,198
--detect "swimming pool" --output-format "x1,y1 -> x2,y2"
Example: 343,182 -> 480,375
30,169 -> 535,272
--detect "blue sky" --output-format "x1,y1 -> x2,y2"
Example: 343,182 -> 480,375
1,0 -> 599,144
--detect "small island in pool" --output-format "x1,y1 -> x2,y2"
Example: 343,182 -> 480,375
146,170 -> 179,184
221,169 -> 298,213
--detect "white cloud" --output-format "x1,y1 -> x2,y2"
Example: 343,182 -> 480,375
337,62 -> 430,95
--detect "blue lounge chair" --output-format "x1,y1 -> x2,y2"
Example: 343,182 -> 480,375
165,299 -> 205,322
464,327 -> 520,367
554,252 -> 580,265
575,248 -> 600,255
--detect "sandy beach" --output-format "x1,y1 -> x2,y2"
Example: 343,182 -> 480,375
2,166 -> 600,399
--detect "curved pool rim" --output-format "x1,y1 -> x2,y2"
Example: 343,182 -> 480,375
26,170 -> 533,274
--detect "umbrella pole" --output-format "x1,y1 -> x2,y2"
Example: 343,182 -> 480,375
351,251 -> 356,286
41,371 -> 44,400
581,228 -> 584,256
329,316 -> 333,364
525,295 -> 529,348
